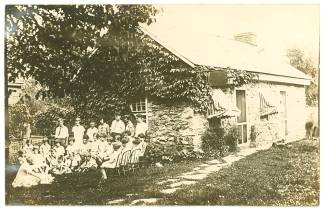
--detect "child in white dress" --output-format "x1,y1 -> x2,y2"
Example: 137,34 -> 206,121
46,149 -> 59,169
39,139 -> 51,159
100,142 -> 122,180
66,139 -> 76,156
22,140 -> 34,158
70,152 -> 82,171
52,155 -> 71,175
53,142 -> 65,158
77,154 -> 97,173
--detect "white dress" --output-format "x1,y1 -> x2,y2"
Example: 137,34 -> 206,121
12,163 -> 40,188
101,150 -> 120,168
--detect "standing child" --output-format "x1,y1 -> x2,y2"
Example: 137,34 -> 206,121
124,115 -> 135,137
110,113 -> 125,140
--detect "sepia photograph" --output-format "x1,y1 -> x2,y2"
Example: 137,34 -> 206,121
3,2 -> 320,206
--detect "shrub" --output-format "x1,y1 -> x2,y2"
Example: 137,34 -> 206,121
224,126 -> 240,152
201,126 -> 226,158
144,137 -> 203,164
8,104 -> 31,138
201,125 -> 240,157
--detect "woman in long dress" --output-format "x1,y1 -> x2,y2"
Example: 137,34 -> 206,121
12,157 -> 54,188
12,158 -> 41,188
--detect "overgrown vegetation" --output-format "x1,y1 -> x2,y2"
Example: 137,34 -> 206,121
287,48 -> 318,106
201,125 -> 239,158
144,139 -> 203,163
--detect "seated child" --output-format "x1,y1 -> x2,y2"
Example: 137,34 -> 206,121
39,139 -> 51,159
30,147 -> 48,174
85,138 -> 98,158
66,139 -> 76,156
120,137 -> 132,153
22,140 -> 34,158
17,150 -> 26,165
46,149 -> 59,169
100,142 -> 122,180
77,154 -> 98,173
52,155 -> 72,175
53,142 -> 65,158
79,136 -> 89,156
114,134 -> 122,142
131,137 -> 147,156
70,151 -> 82,171
97,134 -> 111,158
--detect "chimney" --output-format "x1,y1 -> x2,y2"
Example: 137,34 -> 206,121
233,32 -> 257,46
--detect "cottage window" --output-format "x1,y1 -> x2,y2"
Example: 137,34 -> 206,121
207,89 -> 240,119
259,92 -> 278,120
130,98 -> 148,123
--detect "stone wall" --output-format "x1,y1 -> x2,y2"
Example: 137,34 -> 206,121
146,81 -> 307,152
147,100 -> 208,150
216,82 -> 307,145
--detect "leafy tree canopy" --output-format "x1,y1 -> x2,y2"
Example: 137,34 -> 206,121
287,48 -> 318,106
6,5 -> 211,118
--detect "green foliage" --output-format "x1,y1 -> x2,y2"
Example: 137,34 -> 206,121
8,104 -> 31,137
34,106 -> 76,136
287,48 -> 318,106
144,140 -> 203,163
201,125 -> 240,157
201,127 -> 226,157
224,126 -> 240,152
226,68 -> 259,87
6,5 -> 213,115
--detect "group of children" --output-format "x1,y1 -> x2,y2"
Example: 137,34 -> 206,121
12,131 -> 148,187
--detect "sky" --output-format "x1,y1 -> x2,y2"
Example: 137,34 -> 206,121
150,4 -> 319,64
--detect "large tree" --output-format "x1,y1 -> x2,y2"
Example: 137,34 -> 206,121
287,48 -> 319,106
6,5 -> 210,119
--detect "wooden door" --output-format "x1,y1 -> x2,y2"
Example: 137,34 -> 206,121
236,90 -> 248,144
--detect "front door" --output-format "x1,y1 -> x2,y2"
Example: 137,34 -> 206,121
236,90 -> 248,144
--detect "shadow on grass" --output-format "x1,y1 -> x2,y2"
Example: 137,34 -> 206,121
6,159 -> 204,205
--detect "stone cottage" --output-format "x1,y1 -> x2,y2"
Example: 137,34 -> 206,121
130,25 -> 310,150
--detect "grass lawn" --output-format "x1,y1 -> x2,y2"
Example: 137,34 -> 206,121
158,139 -> 320,206
5,159 -> 205,205
6,139 -> 319,206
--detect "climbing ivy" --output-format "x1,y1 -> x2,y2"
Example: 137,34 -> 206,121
225,68 -> 259,87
